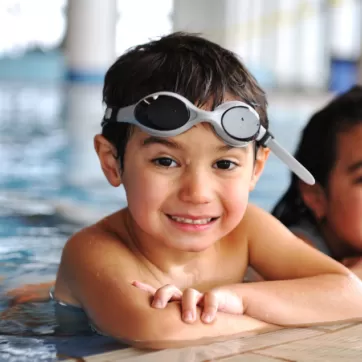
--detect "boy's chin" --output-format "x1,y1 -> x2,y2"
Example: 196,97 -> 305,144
165,238 -> 217,253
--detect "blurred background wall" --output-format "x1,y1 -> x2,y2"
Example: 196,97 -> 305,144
0,0 -> 360,90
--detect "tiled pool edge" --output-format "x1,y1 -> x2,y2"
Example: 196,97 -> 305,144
62,322 -> 362,361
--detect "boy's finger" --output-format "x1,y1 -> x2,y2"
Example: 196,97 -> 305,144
201,291 -> 218,323
152,284 -> 182,308
181,288 -> 203,324
216,290 -> 244,314
131,281 -> 157,294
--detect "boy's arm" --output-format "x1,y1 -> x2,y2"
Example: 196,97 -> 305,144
229,205 -> 362,326
60,227 -> 278,349
216,274 -> 362,327
129,303 -> 280,350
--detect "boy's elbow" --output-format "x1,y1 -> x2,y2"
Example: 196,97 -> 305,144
136,318 -> 175,342
123,320 -> 180,350
127,306 -> 195,349
333,272 -> 362,318
345,273 -> 362,302
126,321 -> 196,350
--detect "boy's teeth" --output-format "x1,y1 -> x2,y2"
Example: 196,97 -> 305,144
170,216 -> 212,225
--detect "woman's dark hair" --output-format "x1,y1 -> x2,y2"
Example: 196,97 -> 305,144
102,31 -> 268,169
272,85 -> 362,227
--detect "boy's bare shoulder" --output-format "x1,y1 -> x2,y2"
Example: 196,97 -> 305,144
230,203 -> 271,237
60,210 -> 137,275
243,202 -> 286,227
228,203 -> 289,250
220,204 -> 267,252
243,203 -> 269,219
63,224 -> 120,257
65,217 -> 123,249
239,203 -> 293,242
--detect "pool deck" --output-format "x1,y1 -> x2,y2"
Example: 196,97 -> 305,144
64,321 -> 362,361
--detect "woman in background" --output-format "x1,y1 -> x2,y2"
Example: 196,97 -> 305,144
272,85 -> 362,277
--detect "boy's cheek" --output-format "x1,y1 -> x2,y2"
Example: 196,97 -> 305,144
221,185 -> 249,219
125,178 -> 172,207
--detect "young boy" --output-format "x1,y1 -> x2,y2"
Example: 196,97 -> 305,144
7,32 -> 362,349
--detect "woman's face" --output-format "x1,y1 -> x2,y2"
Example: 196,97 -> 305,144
323,124 -> 362,252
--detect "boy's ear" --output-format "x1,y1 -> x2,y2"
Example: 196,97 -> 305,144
94,134 -> 122,187
249,146 -> 270,191
299,181 -> 327,221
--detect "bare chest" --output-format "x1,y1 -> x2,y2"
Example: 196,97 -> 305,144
160,246 -> 249,292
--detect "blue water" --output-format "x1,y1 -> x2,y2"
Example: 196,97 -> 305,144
0,79 -> 325,360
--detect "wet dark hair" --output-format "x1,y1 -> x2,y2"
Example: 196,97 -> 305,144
102,32 -> 268,169
272,85 -> 362,227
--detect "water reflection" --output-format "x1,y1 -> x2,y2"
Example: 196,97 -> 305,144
0,335 -> 57,362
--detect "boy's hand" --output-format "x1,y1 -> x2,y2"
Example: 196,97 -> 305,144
132,281 -> 244,324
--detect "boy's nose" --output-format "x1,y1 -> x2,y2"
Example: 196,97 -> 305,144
178,169 -> 214,205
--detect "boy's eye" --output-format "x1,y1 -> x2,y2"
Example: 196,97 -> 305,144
214,160 -> 238,170
152,157 -> 178,168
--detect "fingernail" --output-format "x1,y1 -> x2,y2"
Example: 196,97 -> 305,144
202,313 -> 212,323
183,311 -> 193,322
152,299 -> 163,308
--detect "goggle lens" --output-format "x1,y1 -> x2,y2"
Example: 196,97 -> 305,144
135,95 -> 190,131
221,106 -> 260,141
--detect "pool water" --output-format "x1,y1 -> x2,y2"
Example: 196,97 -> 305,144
0,81 -> 331,360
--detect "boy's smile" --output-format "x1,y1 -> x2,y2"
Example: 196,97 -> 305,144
165,213 -> 220,232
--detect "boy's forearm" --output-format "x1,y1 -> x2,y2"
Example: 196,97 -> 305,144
128,302 -> 279,350
223,273 -> 362,327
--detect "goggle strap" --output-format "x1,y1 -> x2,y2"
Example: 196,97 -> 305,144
101,107 -> 118,127
257,130 -> 274,147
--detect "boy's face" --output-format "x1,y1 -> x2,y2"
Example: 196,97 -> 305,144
95,97 -> 269,252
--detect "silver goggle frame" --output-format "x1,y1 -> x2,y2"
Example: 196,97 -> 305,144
102,91 -> 315,185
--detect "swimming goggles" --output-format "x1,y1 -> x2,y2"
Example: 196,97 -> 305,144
101,91 -> 315,185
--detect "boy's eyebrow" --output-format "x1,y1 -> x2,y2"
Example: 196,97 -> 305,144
347,160 -> 362,173
140,136 -> 245,152
217,144 -> 240,152
141,136 -> 182,149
